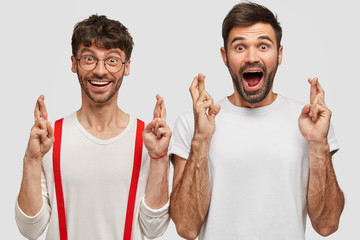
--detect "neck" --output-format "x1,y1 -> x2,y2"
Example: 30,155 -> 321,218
229,91 -> 277,108
77,94 -> 129,140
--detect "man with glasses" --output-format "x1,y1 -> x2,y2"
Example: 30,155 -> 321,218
15,15 -> 170,239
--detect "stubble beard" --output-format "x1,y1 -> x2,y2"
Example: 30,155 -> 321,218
77,72 -> 124,104
228,60 -> 278,104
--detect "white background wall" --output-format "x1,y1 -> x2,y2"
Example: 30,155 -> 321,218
1,0 -> 358,239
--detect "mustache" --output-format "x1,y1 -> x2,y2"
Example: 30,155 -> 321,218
84,74 -> 112,82
239,63 -> 266,74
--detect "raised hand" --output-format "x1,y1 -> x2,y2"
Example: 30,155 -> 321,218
18,95 -> 54,216
143,95 -> 172,159
298,77 -> 331,144
25,95 -> 55,161
190,73 -> 221,141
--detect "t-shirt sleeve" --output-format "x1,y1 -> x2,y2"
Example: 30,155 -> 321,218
328,122 -> 339,154
169,112 -> 194,160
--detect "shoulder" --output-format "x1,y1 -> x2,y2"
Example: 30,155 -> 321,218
50,112 -> 76,127
174,111 -> 193,129
278,95 -> 305,107
170,111 -> 194,159
216,97 -> 230,109
275,95 -> 305,113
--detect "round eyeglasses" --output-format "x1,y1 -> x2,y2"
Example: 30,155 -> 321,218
76,55 -> 126,73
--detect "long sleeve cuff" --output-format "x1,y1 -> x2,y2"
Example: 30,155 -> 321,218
139,195 -> 170,239
140,195 -> 169,217
15,198 -> 50,240
15,198 -> 45,223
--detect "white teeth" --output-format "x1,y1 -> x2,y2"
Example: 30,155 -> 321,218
90,81 -> 110,86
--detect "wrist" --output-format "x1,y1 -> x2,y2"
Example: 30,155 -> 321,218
24,149 -> 44,162
192,131 -> 212,148
307,140 -> 329,154
23,153 -> 43,166
190,137 -> 211,164
308,141 -> 330,169
148,150 -> 168,159
193,130 -> 213,143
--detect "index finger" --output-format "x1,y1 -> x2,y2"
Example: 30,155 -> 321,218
159,95 -> 166,122
189,75 -> 199,103
34,95 -> 48,121
308,77 -> 318,104
153,94 -> 166,121
189,73 -> 206,103
308,77 -> 325,104
315,80 -> 325,102
197,73 -> 206,94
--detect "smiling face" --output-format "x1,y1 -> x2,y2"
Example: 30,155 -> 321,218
71,43 -> 130,104
221,22 -> 283,108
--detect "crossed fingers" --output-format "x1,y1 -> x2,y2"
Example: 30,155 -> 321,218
308,77 -> 331,121
153,94 -> 166,122
146,118 -> 169,139
34,95 -> 48,122
190,73 -> 219,116
189,73 -> 205,104
309,77 -> 325,104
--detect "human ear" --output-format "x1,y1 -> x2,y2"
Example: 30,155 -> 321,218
220,47 -> 228,67
124,59 -> 131,76
71,56 -> 77,73
277,45 -> 283,65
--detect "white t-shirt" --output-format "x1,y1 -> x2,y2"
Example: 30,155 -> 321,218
170,95 -> 339,240
15,113 -> 170,240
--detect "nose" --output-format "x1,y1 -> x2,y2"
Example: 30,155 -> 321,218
92,60 -> 108,76
245,47 -> 260,64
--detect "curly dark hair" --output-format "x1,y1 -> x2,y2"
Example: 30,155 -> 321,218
71,14 -> 134,60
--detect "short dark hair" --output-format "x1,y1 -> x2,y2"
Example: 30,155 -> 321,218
71,14 -> 134,60
222,2 -> 282,50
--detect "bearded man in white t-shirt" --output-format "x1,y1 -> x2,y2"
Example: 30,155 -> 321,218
169,2 -> 344,240
16,15 -> 171,240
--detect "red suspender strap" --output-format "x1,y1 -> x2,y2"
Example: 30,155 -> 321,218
52,118 -> 144,240
123,119 -> 145,240
53,118 -> 68,240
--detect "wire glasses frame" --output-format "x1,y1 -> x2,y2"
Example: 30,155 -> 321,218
76,55 -> 126,73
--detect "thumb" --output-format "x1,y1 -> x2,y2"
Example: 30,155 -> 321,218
209,104 -> 221,117
299,104 -> 311,120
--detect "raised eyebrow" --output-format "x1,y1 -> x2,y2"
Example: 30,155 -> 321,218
230,37 -> 246,46
230,36 -> 274,46
106,50 -> 123,58
79,48 -> 95,56
258,36 -> 274,44
78,48 -> 123,59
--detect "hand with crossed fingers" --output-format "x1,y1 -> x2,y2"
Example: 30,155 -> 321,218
26,95 -> 55,161
190,73 -> 221,142
18,95 -> 54,216
299,77 -> 331,144
143,95 -> 172,159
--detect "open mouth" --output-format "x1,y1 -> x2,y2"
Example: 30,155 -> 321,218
89,80 -> 111,86
243,71 -> 263,87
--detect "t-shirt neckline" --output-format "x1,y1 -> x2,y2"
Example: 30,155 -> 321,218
222,94 -> 283,115
72,112 -> 134,145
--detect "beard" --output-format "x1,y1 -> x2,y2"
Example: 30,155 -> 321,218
228,61 -> 278,104
77,71 -> 124,104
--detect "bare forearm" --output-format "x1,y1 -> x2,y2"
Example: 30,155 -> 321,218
145,157 -> 169,209
18,156 -> 43,216
307,142 -> 344,236
170,139 -> 211,239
